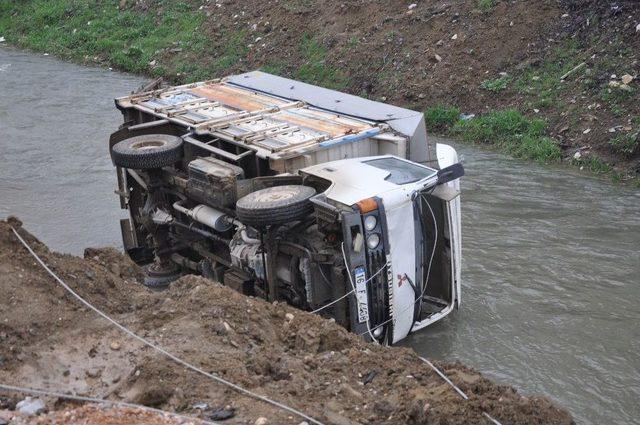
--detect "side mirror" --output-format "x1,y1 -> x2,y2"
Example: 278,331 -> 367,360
436,163 -> 464,185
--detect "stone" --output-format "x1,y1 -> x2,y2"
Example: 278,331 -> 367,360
85,367 -> 102,378
621,74 -> 634,85
408,3 -> 417,9
284,313 -> 295,322
0,37 -> 5,43
451,33 -> 458,40
434,54 -> 442,62
255,417 -> 269,425
109,341 -> 121,351
16,398 -> 45,416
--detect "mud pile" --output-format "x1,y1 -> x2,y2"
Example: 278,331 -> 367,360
0,218 -> 572,424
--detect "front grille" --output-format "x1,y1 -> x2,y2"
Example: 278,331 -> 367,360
367,250 -> 389,329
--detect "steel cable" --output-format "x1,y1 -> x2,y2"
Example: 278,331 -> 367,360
10,227 -> 325,425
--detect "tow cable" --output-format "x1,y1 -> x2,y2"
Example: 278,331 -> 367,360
10,227 -> 325,425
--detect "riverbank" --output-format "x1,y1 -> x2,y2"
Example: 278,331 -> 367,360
0,217 -> 572,424
0,0 -> 638,183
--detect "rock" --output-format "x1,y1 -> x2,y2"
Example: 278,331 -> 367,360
193,402 -> 209,410
636,23 -> 640,33
582,129 -> 591,135
298,422 -> 310,425
621,74 -> 634,85
0,409 -> 13,424
434,54 -> 442,62
109,341 -> 121,351
214,321 -> 232,335
573,151 -> 582,160
0,37 -> 5,43
255,417 -> 269,425
148,60 -> 157,67
340,383 -> 363,399
284,313 -> 295,322
408,3 -> 417,9
16,397 -> 45,416
435,39 -> 444,46
451,33 -> 458,40
85,367 -> 102,378
619,84 -> 632,92
210,407 -> 235,420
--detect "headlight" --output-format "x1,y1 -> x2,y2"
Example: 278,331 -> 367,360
364,215 -> 377,231
366,233 -> 380,249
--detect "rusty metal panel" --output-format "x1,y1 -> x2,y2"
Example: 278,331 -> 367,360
190,83 -> 287,111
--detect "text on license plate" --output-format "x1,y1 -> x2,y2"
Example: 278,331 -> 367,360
355,267 -> 369,323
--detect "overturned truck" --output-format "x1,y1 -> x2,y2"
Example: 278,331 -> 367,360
109,71 -> 464,344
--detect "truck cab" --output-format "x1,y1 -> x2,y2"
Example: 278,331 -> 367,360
109,71 -> 463,344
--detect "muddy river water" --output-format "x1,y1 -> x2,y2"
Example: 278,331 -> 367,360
1,47 -> 638,425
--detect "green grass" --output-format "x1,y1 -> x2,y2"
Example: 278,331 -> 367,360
571,155 -> 613,175
609,132 -> 639,157
0,0 -> 212,78
424,105 -> 460,133
480,75 -> 511,92
296,34 -> 348,90
452,109 -> 562,163
477,0 -> 497,11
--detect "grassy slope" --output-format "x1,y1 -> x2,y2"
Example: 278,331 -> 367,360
0,0 -> 638,184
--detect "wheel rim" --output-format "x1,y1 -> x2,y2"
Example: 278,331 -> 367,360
254,188 -> 299,203
131,140 -> 167,151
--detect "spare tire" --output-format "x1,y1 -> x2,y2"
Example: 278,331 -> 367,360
236,185 -> 316,227
111,134 -> 183,170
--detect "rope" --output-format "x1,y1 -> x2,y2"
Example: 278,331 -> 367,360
0,383 -> 217,425
310,260 -> 387,314
419,358 -> 503,425
10,227 -> 325,425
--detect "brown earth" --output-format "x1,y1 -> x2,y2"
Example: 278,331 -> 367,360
0,217 -> 573,425
144,0 -> 639,177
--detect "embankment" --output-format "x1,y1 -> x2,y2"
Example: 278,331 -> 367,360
0,0 -> 638,181
0,218 -> 572,424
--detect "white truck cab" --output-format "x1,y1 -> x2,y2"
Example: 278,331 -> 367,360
109,71 -> 463,344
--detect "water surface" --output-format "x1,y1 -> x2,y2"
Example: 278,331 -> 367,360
1,46 -> 639,425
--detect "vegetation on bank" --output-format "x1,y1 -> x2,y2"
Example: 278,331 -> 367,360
425,106 -> 562,164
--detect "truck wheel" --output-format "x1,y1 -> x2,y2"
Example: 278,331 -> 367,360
236,185 -> 316,227
111,134 -> 183,170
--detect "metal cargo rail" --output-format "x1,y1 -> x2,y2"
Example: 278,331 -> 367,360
115,71 -> 434,172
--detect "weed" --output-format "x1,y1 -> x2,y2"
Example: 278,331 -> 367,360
609,132 -> 639,157
453,109 -> 561,163
296,34 -> 348,89
477,0 -> 496,11
571,155 -> 612,174
424,105 -> 460,133
480,75 -> 510,92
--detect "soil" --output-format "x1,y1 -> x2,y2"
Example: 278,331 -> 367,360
155,0 -> 639,177
0,217 -> 573,424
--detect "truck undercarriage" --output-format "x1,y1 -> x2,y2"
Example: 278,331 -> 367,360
109,72 -> 463,344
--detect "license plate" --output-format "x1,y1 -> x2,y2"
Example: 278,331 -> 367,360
354,267 -> 369,323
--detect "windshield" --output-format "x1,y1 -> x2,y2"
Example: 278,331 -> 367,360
363,157 -> 436,185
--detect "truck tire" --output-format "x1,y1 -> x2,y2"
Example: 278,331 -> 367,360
236,185 -> 316,227
111,134 -> 183,170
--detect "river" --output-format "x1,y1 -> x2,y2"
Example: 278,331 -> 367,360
1,46 -> 638,425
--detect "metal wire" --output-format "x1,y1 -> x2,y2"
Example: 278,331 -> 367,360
419,357 -> 503,425
10,227 -> 325,425
310,260 -> 387,314
0,383 -> 217,425
356,194 -> 438,337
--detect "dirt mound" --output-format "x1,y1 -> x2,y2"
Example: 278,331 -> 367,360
0,218 -> 573,424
